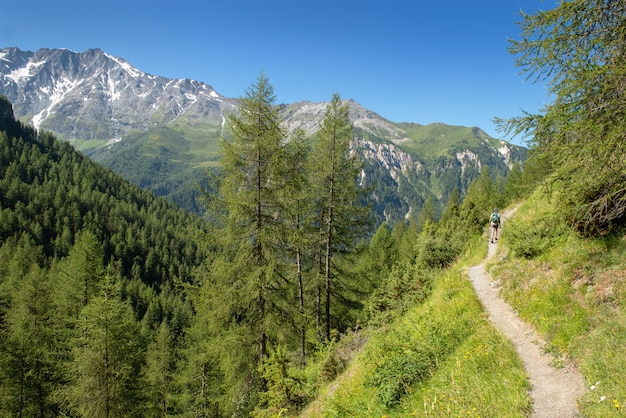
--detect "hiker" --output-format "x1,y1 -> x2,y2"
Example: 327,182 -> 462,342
490,208 -> 500,243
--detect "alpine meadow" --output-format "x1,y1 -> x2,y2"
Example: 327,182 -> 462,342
1,1 -> 626,417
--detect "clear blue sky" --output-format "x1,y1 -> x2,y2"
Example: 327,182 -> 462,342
1,0 -> 558,145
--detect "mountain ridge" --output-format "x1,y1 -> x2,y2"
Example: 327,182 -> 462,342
1,46 -> 527,221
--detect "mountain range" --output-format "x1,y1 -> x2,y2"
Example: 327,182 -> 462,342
0,47 -> 527,221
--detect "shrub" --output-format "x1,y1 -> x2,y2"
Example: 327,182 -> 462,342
506,207 -> 567,259
363,262 -> 433,323
365,344 -> 437,407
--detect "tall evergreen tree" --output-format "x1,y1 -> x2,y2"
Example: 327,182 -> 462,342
308,93 -> 372,341
61,276 -> 147,417
278,127 -> 314,360
177,293 -> 222,417
198,72 -> 292,413
145,321 -> 180,416
0,264 -> 58,417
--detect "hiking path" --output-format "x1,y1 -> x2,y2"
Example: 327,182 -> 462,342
466,207 -> 586,418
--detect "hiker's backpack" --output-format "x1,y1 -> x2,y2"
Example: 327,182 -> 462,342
491,212 -> 500,225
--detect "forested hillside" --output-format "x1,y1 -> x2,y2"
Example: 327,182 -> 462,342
3,1 -> 623,414
0,78 -> 509,416
304,1 -> 626,416
0,95 -> 209,416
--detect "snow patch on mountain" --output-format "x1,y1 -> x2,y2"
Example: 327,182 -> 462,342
8,59 -> 46,83
104,52 -> 142,78
32,76 -> 83,129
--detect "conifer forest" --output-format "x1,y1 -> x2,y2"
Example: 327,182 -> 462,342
0,66 -> 510,416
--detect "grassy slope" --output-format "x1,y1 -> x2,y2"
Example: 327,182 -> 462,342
303,188 -> 626,417
302,235 -> 531,417
397,123 -> 497,161
491,189 -> 626,417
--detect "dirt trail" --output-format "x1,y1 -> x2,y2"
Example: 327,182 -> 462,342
466,208 -> 585,417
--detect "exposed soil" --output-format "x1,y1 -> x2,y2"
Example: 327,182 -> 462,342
466,209 -> 586,417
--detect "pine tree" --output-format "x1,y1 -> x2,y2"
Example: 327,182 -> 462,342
459,167 -> 497,233
0,264 -> 59,417
177,297 -> 222,417
145,321 -> 180,416
417,196 -> 437,231
439,187 -> 461,228
357,221 -> 398,289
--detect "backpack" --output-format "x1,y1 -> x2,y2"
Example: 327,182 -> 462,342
491,212 -> 500,225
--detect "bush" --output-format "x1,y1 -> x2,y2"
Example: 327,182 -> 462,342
363,262 -> 433,323
365,343 -> 437,407
506,201 -> 567,259
415,232 -> 463,269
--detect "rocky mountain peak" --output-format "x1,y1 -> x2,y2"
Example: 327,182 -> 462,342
0,47 -> 236,142
0,46 -> 527,222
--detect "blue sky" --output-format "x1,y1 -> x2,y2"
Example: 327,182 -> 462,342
1,0 -> 558,145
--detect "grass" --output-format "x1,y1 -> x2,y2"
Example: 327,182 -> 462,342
302,235 -> 530,417
397,123 -> 500,162
489,189 -> 626,417
303,188 -> 625,417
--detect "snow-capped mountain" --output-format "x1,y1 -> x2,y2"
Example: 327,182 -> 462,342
0,47 -> 237,143
0,47 -> 526,221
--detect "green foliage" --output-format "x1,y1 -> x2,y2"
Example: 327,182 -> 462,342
144,321 -> 181,416
364,340 -> 438,407
87,121 -> 223,215
364,294 -> 478,407
61,276 -> 147,417
415,228 -> 462,269
501,0 -> 626,236
458,166 -> 502,234
0,96 -> 200,416
308,93 -> 374,341
490,193 -> 626,417
503,188 -> 568,259
364,262 -> 433,324
356,222 -> 399,289
313,330 -> 368,386
195,72 -> 305,414
313,262 -> 529,417
254,347 -> 307,417
0,109 -> 205,286
0,263 -> 59,417
503,149 -> 552,204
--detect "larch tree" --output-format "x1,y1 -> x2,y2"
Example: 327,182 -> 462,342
278,127 -> 314,360
498,0 -> 626,235
0,264 -> 58,417
198,72 -> 293,413
308,93 -> 372,341
62,275 -> 147,418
